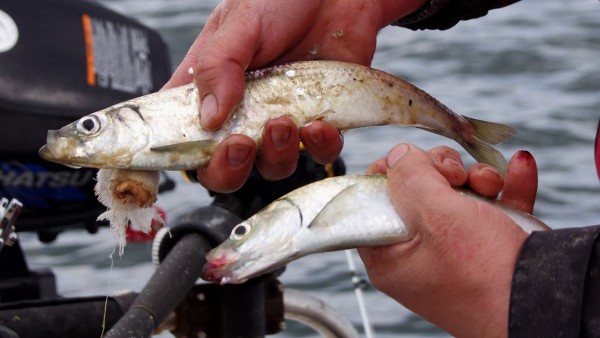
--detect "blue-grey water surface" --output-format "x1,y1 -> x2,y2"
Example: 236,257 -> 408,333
21,0 -> 600,337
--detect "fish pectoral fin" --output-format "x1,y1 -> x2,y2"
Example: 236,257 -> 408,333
312,109 -> 335,121
308,183 -> 364,230
150,140 -> 218,154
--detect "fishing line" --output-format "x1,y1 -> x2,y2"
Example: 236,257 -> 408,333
344,249 -> 375,338
100,238 -> 117,337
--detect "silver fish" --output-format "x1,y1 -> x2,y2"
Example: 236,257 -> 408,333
202,174 -> 550,284
39,61 -> 516,172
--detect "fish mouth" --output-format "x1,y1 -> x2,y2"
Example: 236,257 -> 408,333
38,143 -> 82,169
38,130 -> 98,169
202,251 -> 248,285
38,144 -> 56,161
39,130 -> 63,161
201,262 -> 233,284
38,129 -> 79,164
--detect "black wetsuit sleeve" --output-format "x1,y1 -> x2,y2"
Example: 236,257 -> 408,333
508,225 -> 600,337
394,0 -> 520,30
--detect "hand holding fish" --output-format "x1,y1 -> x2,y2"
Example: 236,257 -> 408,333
163,0 -> 426,192
358,144 -> 539,338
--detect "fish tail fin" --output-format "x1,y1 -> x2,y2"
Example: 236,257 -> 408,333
464,116 -> 518,144
461,116 -> 518,174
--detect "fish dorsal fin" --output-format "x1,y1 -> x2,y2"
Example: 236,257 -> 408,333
150,140 -> 218,154
307,182 -> 363,230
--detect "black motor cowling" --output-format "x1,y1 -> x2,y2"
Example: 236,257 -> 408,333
0,0 -> 171,237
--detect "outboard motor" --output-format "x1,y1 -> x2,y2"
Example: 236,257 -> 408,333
0,0 -> 171,241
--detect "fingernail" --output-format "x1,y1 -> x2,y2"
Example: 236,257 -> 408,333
302,121 -> 323,145
480,166 -> 501,179
516,150 -> 533,162
442,155 -> 461,167
386,144 -> 410,168
306,128 -> 323,145
200,94 -> 218,127
270,124 -> 291,148
226,144 -> 252,167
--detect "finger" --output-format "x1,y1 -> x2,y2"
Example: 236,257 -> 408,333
300,121 -> 344,164
466,163 -> 505,198
427,146 -> 468,187
255,116 -> 300,180
193,10 -> 262,130
366,157 -> 387,175
360,144 -> 449,275
500,150 -> 538,214
194,51 -> 248,130
386,144 -> 454,227
163,7 -> 221,89
196,135 -> 257,192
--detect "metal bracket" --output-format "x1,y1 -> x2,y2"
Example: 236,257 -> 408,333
0,198 -> 22,253
168,276 -> 285,338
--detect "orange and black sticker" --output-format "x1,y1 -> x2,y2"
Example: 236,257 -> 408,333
82,14 -> 96,87
80,13 -> 153,94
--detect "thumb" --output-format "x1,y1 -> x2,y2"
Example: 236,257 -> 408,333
193,14 -> 260,130
194,56 -> 246,130
386,144 -> 454,228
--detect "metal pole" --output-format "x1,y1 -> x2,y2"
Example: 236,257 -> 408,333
344,250 -> 375,338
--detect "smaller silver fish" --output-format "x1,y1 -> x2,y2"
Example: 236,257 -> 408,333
202,175 -> 550,284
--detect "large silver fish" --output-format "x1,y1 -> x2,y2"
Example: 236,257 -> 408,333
202,174 -> 550,285
39,61 -> 516,172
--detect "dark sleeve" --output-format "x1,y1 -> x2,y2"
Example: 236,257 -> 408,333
394,0 -> 520,31
508,225 -> 600,337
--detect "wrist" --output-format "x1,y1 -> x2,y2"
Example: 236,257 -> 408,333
434,227 -> 527,338
378,0 -> 428,27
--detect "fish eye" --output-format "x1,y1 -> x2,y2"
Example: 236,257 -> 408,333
230,223 -> 251,240
76,115 -> 102,135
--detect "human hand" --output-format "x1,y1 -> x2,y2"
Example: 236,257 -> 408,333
359,145 -> 538,337
163,0 -> 426,192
